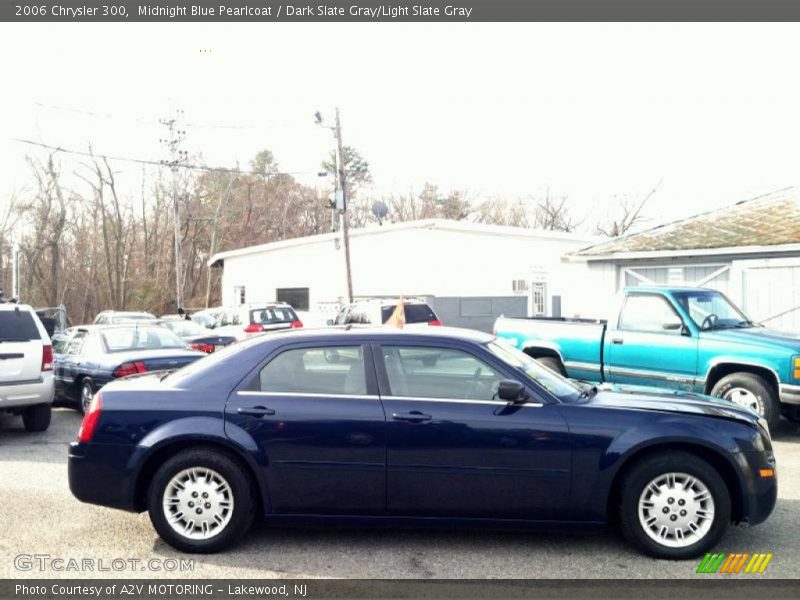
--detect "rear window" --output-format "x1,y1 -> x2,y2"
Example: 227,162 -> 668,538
0,310 -> 41,342
380,303 -> 437,324
100,327 -> 186,352
250,307 -> 298,325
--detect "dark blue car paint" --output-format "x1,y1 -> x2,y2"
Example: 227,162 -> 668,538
69,327 -> 777,531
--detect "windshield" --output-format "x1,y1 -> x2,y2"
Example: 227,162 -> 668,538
101,326 -> 187,352
486,340 -> 582,401
672,290 -> 754,330
163,320 -> 210,336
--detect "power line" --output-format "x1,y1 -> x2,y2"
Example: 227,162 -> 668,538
11,138 -> 316,176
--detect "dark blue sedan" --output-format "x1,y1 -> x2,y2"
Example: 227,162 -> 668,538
68,327 -> 777,558
53,324 -> 205,413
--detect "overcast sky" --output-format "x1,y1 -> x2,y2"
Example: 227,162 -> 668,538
1,23 -> 799,233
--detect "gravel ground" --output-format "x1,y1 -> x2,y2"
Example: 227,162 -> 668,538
0,408 -> 797,580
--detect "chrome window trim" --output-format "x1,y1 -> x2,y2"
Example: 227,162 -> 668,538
237,391 -> 380,400
381,395 -> 544,408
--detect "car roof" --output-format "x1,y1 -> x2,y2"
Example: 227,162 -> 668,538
252,325 -> 493,344
0,302 -> 34,312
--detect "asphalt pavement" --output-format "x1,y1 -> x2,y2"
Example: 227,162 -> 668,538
1,408 -> 798,579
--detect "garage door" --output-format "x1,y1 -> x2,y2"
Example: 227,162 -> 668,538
742,265 -> 800,332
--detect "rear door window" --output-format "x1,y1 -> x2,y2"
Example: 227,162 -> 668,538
0,310 -> 41,342
380,303 -> 437,324
259,346 -> 367,395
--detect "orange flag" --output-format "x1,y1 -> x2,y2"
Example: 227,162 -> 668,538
385,296 -> 406,328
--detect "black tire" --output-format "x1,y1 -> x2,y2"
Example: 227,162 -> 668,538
78,379 -> 94,415
618,451 -> 731,559
22,403 -> 52,432
710,372 -> 779,429
536,356 -> 566,376
147,448 -> 255,553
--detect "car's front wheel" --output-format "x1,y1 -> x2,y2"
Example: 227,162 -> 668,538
147,448 -> 255,553
618,451 -> 731,559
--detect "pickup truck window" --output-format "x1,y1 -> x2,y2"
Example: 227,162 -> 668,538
618,294 -> 682,334
672,290 -> 752,330
487,341 -> 581,401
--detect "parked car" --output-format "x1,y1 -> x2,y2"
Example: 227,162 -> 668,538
0,302 -> 54,431
54,324 -> 205,413
159,319 -> 236,353
68,326 -> 775,558
194,303 -> 303,340
494,286 -> 800,429
94,310 -> 156,325
331,298 -> 441,327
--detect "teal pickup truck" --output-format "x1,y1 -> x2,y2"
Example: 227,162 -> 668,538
494,286 -> 800,429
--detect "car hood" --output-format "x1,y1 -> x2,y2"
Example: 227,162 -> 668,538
584,385 -> 760,426
707,326 -> 800,352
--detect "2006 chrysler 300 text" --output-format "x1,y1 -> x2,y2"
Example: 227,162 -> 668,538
68,327 -> 777,558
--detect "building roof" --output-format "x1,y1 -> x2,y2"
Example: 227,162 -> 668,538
208,219 -> 599,268
573,187 -> 800,261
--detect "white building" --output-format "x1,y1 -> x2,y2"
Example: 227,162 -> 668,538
570,188 -> 800,331
208,219 -> 598,331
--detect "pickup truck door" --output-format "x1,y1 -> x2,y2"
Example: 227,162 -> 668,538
603,292 -> 698,390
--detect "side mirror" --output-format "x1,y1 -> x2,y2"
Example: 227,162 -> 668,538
497,379 -> 527,403
662,320 -> 682,331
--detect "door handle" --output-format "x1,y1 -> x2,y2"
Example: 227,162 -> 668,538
611,338 -> 624,345
392,411 -> 432,423
237,406 -> 276,417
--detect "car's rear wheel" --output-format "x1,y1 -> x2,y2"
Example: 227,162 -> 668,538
618,451 -> 731,559
79,380 -> 94,415
21,403 -> 51,432
710,372 -> 779,429
147,448 -> 255,553
536,356 -> 566,376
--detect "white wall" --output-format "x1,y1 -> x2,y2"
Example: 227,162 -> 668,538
218,225 -> 594,316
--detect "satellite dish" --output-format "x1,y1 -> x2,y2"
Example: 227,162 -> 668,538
372,201 -> 389,224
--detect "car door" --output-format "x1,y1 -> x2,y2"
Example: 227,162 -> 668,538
603,293 -> 699,390
376,342 -> 571,520
225,342 -> 387,514
59,330 -> 89,401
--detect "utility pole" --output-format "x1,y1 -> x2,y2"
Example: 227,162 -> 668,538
334,108 -> 354,303
11,242 -> 20,299
159,110 -> 187,311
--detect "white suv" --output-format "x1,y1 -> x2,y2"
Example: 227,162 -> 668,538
0,303 -> 55,431
192,302 -> 303,340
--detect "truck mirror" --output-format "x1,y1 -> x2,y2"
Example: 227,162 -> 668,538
662,321 -> 682,331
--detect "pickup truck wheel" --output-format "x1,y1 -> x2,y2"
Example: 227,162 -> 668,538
710,372 -> 779,429
147,448 -> 255,553
618,451 -> 730,559
536,356 -> 566,376
21,403 -> 52,432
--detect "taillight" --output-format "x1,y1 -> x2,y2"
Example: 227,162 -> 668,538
41,344 -> 53,371
290,320 -> 303,329
112,361 -> 148,378
77,392 -> 102,443
428,320 -> 442,326
244,323 -> 264,333
191,342 -> 214,353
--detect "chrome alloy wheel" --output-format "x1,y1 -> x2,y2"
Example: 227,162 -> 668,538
723,387 -> 763,414
638,472 -> 715,548
80,383 -> 93,414
162,467 -> 235,540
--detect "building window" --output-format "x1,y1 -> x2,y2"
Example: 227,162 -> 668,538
276,288 -> 310,311
532,282 -> 547,316
234,286 -> 246,305
512,279 -> 529,293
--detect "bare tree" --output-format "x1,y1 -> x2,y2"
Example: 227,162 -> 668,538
596,180 -> 662,237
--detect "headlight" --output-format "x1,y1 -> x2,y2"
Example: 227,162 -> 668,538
793,356 -> 800,380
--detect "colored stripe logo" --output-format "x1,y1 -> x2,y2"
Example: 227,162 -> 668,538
696,552 -> 773,574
